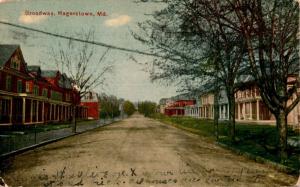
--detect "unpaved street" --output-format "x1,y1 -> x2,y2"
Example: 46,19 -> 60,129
0,114 -> 298,187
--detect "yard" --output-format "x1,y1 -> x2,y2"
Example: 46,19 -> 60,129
152,113 -> 300,172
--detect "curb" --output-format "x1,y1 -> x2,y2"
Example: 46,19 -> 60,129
0,120 -> 120,160
216,142 -> 298,175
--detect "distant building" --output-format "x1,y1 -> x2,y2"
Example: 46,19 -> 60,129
163,75 -> 300,129
159,98 -> 171,114
164,100 -> 195,116
218,89 -> 229,120
185,98 -> 200,118
234,76 -> 300,127
81,91 -> 99,120
198,93 -> 214,119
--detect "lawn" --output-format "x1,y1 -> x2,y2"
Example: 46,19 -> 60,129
151,113 -> 300,171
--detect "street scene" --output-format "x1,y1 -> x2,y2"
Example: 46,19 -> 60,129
0,0 -> 300,186
1,114 -> 298,186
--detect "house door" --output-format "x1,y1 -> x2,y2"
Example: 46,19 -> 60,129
0,97 -> 11,124
12,98 -> 23,124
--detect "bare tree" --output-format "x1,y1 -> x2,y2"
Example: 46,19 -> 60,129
136,0 -> 300,159
133,0 -> 246,142
231,0 -> 300,159
50,29 -> 113,132
50,29 -> 113,98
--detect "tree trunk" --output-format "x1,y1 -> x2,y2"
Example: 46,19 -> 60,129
227,91 -> 236,143
213,87 -> 220,140
275,110 -> 288,161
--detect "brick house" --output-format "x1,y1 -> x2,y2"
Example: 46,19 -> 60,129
0,44 -> 88,126
164,100 -> 195,116
80,91 -> 99,120
235,76 -> 300,127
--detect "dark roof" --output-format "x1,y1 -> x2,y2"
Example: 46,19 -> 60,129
0,45 -> 19,67
171,93 -> 195,100
235,74 -> 254,84
189,80 -> 216,96
59,73 -> 73,89
27,65 -> 41,72
41,70 -> 59,78
159,98 -> 168,105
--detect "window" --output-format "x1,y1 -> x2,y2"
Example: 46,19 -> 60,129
17,80 -> 22,93
33,85 -> 39,96
42,88 -> 48,97
10,55 -> 20,70
26,82 -> 31,93
6,76 -> 11,91
65,93 -> 70,101
51,91 -> 62,101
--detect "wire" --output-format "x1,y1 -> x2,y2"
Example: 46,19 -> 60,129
0,21 -> 164,58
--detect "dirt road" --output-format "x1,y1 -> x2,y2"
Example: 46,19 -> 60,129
0,114 -> 298,187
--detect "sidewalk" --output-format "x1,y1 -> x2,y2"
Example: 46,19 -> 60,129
0,117 -> 124,156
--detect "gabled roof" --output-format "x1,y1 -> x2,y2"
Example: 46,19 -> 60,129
159,98 -> 168,105
235,74 -> 254,84
171,93 -> 195,100
41,70 -> 59,78
59,73 -> 73,89
0,45 -> 19,67
27,65 -> 41,72
190,80 -> 216,96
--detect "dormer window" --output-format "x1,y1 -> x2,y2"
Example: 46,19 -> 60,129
10,54 -> 21,70
33,85 -> 39,96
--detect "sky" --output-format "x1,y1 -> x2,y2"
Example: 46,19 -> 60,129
0,0 -> 178,103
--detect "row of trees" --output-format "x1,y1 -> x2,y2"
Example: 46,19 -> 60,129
134,0 -> 299,160
98,94 -> 136,118
98,93 -> 123,119
123,100 -> 136,116
138,101 -> 157,117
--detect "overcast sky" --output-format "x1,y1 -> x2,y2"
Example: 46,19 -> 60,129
0,0 -> 178,103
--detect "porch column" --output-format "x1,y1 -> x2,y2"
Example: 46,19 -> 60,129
256,100 -> 260,120
9,98 -> 12,123
49,104 -> 52,121
36,101 -> 39,122
238,103 -> 241,120
219,105 -> 222,119
54,105 -> 56,120
22,98 -> 26,124
42,102 -> 45,122
54,104 -> 56,120
65,106 -> 67,121
70,106 -> 72,119
249,102 -> 252,120
242,103 -> 245,120
199,108 -> 201,118
201,107 -> 203,118
227,104 -> 229,119
68,106 -> 70,119
30,99 -> 33,123
57,105 -> 60,120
